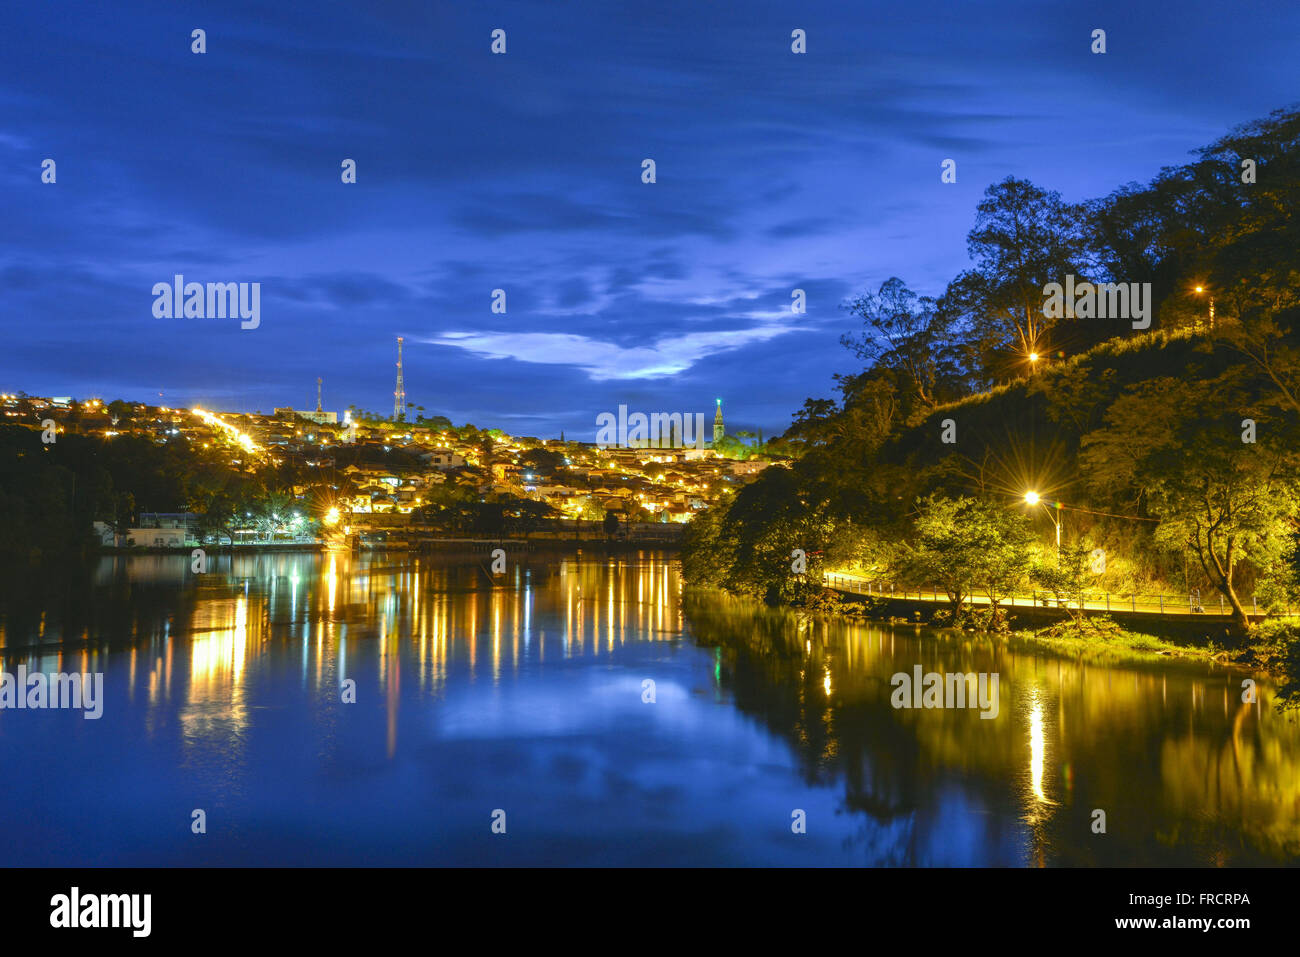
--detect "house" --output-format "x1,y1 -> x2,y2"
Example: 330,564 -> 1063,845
426,449 -> 466,469
127,526 -> 188,547
134,512 -> 200,543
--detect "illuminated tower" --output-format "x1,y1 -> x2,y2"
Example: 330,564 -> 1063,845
316,377 -> 323,413
393,336 -> 405,422
713,398 -> 724,445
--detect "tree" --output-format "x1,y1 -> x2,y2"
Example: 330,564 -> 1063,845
978,510 -> 1037,626
943,177 -> 1087,375
1080,375 -> 1300,633
417,413 -> 454,430
107,399 -> 134,425
1217,306 -> 1300,417
520,448 -> 566,476
1030,541 -> 1095,630
897,495 -> 1034,623
500,497 -> 559,538
841,277 -> 966,414
682,504 -> 731,586
786,397 -> 841,449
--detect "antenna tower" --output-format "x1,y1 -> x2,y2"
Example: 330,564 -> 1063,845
393,337 -> 406,421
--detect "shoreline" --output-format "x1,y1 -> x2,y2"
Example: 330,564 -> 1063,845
704,585 -> 1286,681
91,539 -> 684,556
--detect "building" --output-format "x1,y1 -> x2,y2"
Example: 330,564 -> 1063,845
126,526 -> 188,547
713,398 -> 724,445
127,512 -> 199,547
274,407 -> 339,426
410,447 -> 465,470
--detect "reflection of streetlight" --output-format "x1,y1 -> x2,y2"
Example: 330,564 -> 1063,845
1024,490 -> 1061,564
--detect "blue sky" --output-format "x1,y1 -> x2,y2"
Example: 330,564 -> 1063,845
2,0 -> 1297,438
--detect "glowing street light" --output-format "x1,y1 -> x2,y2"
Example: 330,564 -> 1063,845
1193,284 -> 1214,329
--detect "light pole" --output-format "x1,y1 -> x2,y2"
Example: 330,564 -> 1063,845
1024,491 -> 1061,565
1194,285 -> 1214,330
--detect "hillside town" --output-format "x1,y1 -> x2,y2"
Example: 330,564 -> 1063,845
0,388 -> 781,549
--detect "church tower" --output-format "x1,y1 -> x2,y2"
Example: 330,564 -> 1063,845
713,398 -> 724,445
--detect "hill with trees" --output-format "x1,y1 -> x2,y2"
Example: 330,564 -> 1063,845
685,105 -> 1300,650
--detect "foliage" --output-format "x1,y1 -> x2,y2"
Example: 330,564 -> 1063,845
894,495 -> 1034,622
1029,541 -> 1097,630
1249,620 -> 1300,709
682,106 -> 1300,644
841,277 -> 968,416
1080,372 -> 1300,631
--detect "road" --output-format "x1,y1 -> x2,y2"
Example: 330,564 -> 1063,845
821,572 -> 1288,620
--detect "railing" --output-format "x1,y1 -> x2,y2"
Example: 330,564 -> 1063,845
821,573 -> 1295,618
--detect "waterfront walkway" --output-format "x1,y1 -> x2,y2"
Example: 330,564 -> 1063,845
822,571 -> 1293,622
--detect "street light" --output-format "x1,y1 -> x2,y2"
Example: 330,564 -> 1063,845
1193,285 -> 1214,330
1024,490 -> 1061,564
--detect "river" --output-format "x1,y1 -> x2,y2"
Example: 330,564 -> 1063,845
0,550 -> 1295,865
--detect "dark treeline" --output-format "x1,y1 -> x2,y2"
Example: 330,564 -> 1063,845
0,422 -> 413,563
685,105 -> 1300,659
0,425 -> 193,561
0,419 -> 581,566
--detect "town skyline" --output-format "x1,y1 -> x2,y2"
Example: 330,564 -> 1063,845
0,378 -> 747,447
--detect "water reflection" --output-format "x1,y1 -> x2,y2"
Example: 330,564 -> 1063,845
0,551 -> 1296,865
685,589 -> 1300,864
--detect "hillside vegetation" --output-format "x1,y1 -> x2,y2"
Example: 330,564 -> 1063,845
685,105 -> 1300,652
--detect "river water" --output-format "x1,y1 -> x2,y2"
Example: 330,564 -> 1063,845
0,550 -> 1296,865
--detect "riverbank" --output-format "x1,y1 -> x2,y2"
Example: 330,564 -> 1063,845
786,588 -> 1298,694
367,539 -> 682,555
93,539 -> 683,556
97,542 -> 324,555
1010,617 -> 1247,671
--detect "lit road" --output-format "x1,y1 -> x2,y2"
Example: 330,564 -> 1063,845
821,572 -> 1290,621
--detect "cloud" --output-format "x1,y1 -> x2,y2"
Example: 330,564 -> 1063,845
271,272 -> 415,308
426,319 -> 802,380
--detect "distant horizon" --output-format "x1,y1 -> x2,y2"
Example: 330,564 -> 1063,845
1,384 -> 765,444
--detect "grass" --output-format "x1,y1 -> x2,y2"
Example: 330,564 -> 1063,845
1009,616 -> 1247,670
